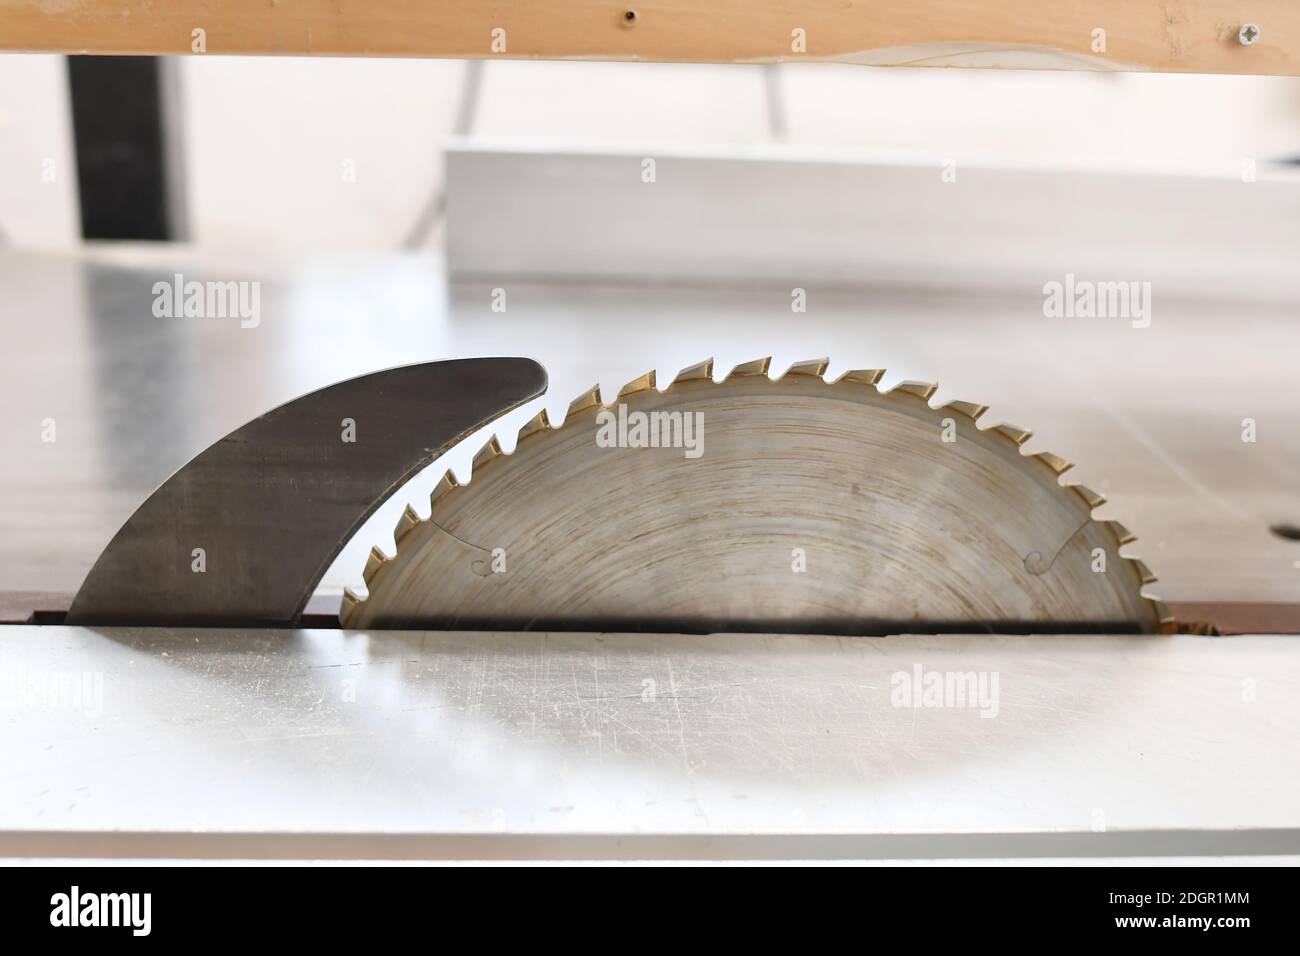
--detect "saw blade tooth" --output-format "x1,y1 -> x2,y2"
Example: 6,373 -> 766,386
518,408 -> 551,441
618,370 -> 657,398
362,546 -> 388,585
394,504 -> 421,543
992,423 -> 1034,446
567,384 -> 603,419
1070,483 -> 1107,509
940,400 -> 988,421
671,358 -> 714,384
727,357 -> 772,379
1102,519 -> 1135,545
517,408 -> 553,442
351,362 -> 1168,636
429,472 -> 459,507
891,380 -> 939,403
472,436 -> 503,471
1033,451 -> 1074,476
1128,558 -> 1158,585
781,358 -> 830,379
835,368 -> 886,387
341,588 -> 362,615
1152,600 -> 1178,633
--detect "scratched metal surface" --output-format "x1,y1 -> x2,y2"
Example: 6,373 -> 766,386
1,626 -> 1297,858
1,246 -> 1298,612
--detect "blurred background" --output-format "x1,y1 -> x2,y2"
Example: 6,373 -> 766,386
4,54 -> 1300,251
2,54 -> 1300,611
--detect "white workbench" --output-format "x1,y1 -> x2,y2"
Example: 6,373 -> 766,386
2,626 -> 1297,860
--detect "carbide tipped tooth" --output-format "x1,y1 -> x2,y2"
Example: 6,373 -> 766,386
1071,484 -> 1107,509
394,504 -> 421,543
941,400 -> 988,421
1129,559 -> 1158,585
567,385 -> 602,418
429,472 -> 459,506
341,588 -> 362,614
472,437 -> 503,471
727,357 -> 772,378
1034,451 -> 1073,476
363,546 -> 388,584
672,358 -> 714,384
518,409 -> 551,441
618,370 -> 657,398
993,423 -> 1033,446
837,369 -> 886,387
1103,520 -> 1135,545
892,381 -> 939,402
1152,600 -> 1177,633
348,357 -> 1167,636
783,358 -> 830,379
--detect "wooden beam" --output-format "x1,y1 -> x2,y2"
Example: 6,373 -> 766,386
1,1 -> 1297,75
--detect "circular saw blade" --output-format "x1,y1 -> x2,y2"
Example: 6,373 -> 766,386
343,358 -> 1171,634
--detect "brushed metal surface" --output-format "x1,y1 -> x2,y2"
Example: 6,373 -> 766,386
2,248 -> 1299,610
5,831 -> 1300,862
65,358 -> 547,626
0,626 -> 1296,858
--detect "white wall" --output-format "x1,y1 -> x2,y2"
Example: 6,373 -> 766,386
4,52 -> 1299,254
176,57 -> 1300,254
0,54 -> 79,247
179,55 -> 459,252
779,67 -> 1300,168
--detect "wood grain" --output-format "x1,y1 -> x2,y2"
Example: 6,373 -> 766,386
2,1 -> 1297,75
